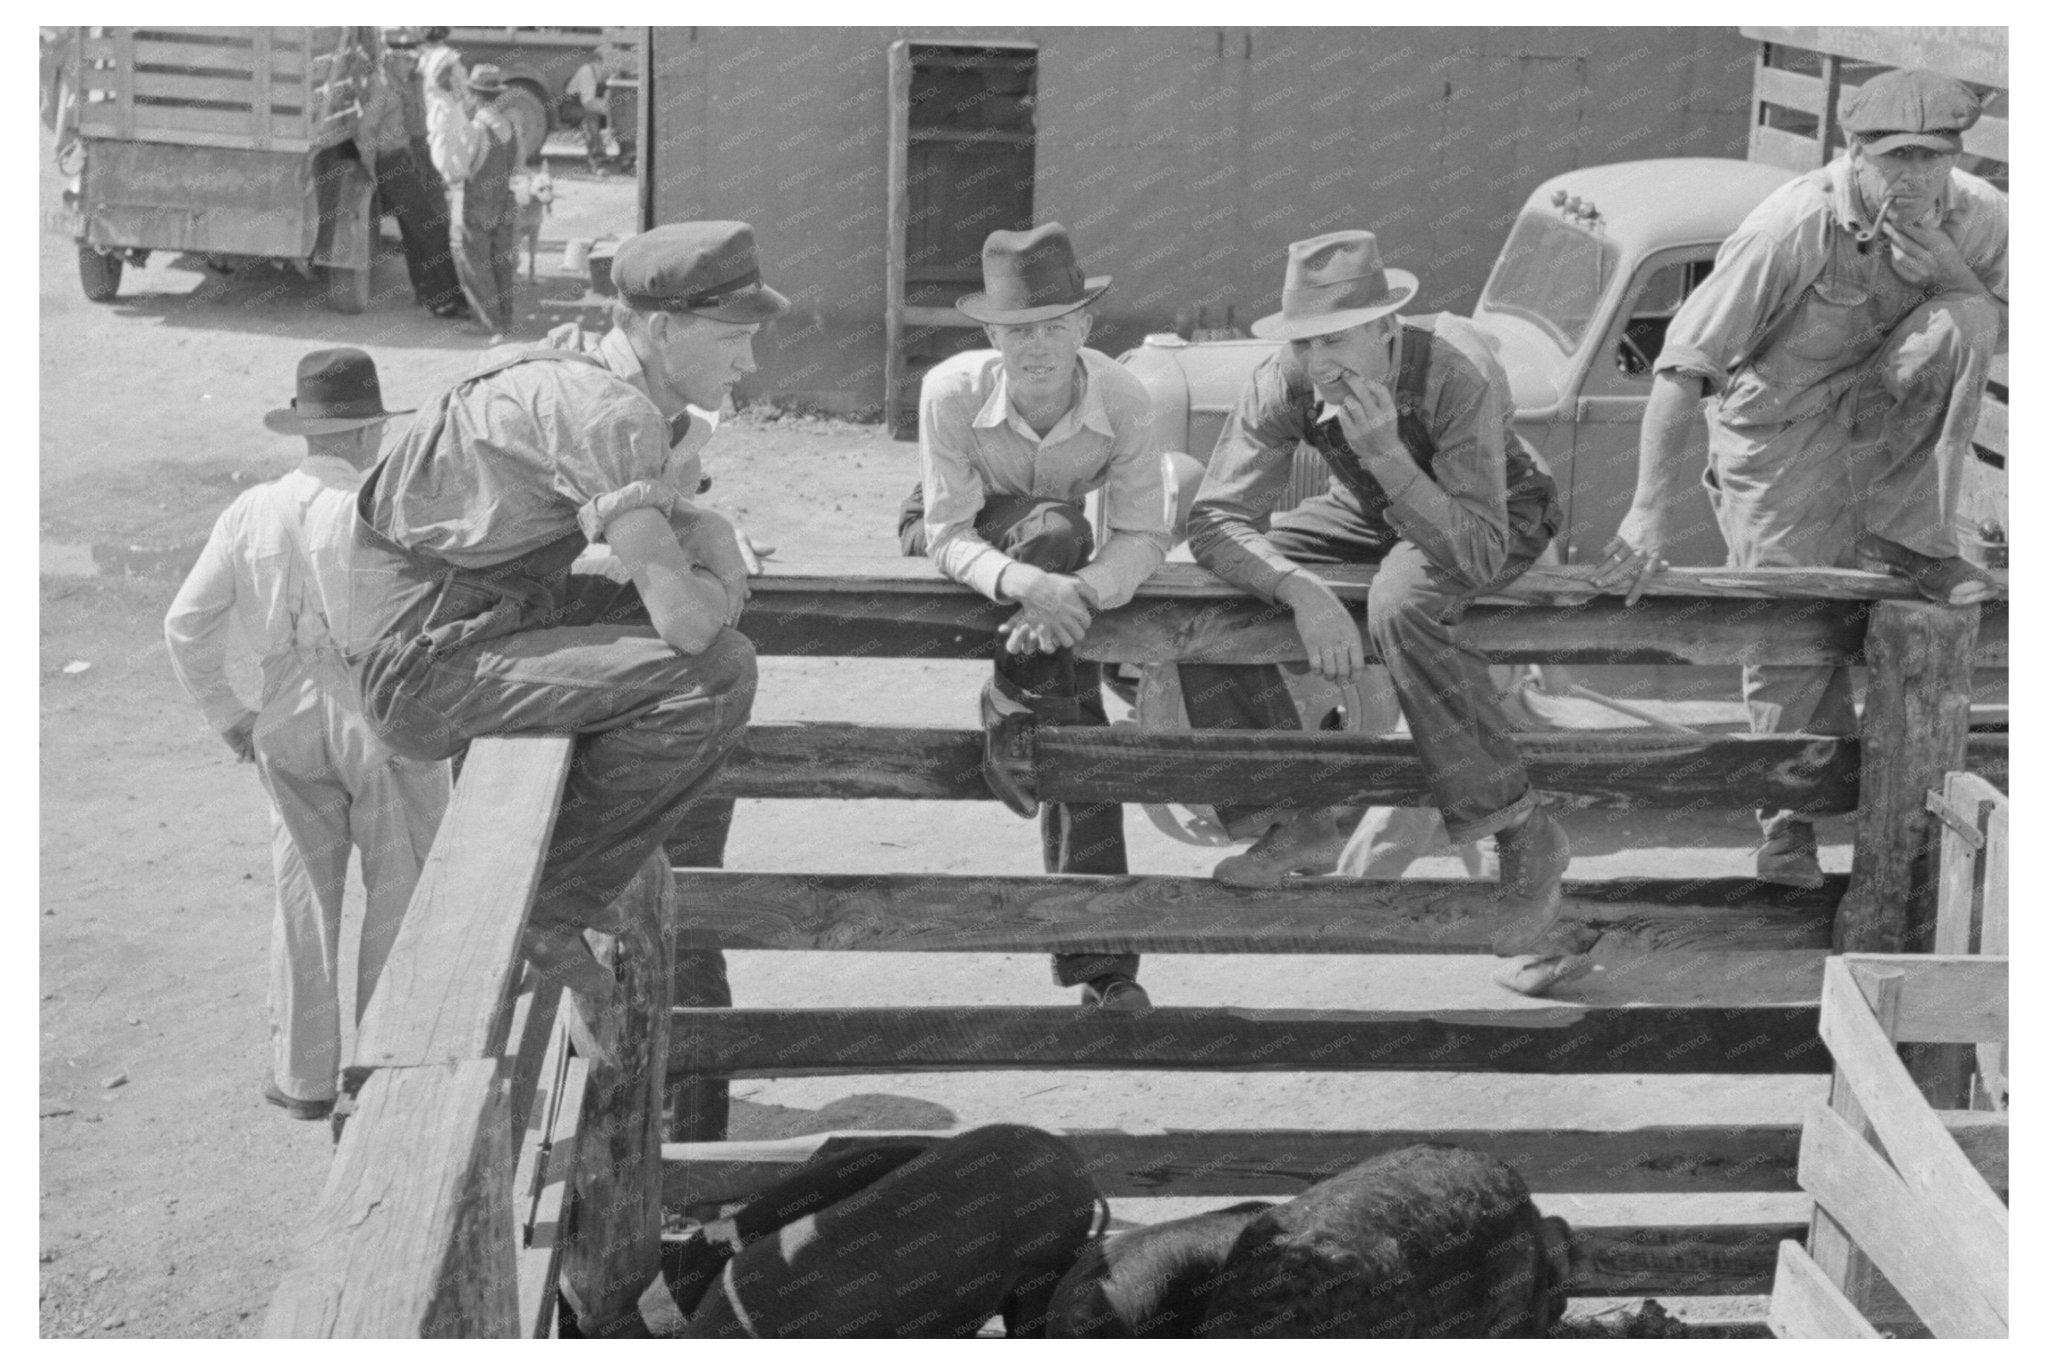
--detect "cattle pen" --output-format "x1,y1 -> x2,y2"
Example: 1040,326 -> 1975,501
261,562 -> 2009,1338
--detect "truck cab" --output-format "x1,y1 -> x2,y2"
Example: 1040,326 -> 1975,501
1124,158 -> 1801,566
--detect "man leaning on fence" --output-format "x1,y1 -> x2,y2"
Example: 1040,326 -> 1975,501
1183,230 -> 1587,998
899,224 -> 1175,1012
1593,68 -> 2007,889
343,222 -> 786,1003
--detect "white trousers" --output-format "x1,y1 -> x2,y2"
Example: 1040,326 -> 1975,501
252,660 -> 449,1101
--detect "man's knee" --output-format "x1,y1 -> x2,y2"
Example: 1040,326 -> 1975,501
697,629 -> 760,713
1364,568 -> 1445,650
1003,499 -> 1095,574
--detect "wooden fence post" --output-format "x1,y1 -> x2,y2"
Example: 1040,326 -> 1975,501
1836,601 -> 1979,1107
555,853 -> 672,1338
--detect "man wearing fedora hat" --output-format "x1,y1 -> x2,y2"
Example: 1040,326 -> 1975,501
434,62 -> 522,338
1592,68 -> 2006,889
899,223 -> 1174,1012
1182,230 -> 1585,996
166,349 -> 450,1121
347,224 -> 785,1109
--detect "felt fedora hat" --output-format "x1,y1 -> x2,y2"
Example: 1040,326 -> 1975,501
1250,230 -> 1418,342
956,223 -> 1110,325
466,63 -> 509,95
263,348 -> 413,435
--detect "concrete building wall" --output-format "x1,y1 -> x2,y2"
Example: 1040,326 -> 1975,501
648,26 -> 1755,414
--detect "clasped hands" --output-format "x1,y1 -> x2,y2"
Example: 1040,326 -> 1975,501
998,563 -> 1098,655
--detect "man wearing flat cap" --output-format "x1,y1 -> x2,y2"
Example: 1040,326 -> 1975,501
899,223 -> 1175,1012
1595,67 -> 2007,889
346,223 -> 788,1083
1183,230 -> 1584,997
166,349 -> 450,1122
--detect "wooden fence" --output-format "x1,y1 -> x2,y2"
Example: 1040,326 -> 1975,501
264,559 -> 2007,1336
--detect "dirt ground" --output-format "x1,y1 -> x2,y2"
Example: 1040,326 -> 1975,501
39,121 -> 1827,1337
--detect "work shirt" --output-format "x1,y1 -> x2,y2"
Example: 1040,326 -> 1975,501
165,457 -> 366,732
420,45 -> 470,184
365,328 -> 691,569
1656,155 -> 2008,431
1191,314 -> 1546,599
567,60 -> 604,107
919,347 -> 1170,608
451,105 -> 517,226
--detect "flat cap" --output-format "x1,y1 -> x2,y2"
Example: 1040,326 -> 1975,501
1841,69 -> 1981,155
611,221 -> 791,322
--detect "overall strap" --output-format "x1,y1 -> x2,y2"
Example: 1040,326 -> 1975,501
1394,314 -> 1437,470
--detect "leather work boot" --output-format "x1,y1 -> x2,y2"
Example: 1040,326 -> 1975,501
1211,809 -> 1348,888
1755,820 -> 1825,889
1489,807 -> 1571,956
1855,534 -> 1997,606
980,678 -> 1040,819
1080,974 -> 1153,1012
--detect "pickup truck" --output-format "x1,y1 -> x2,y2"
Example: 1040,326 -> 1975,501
1122,156 -> 2007,569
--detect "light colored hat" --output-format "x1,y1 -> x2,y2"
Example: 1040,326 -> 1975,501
1250,230 -> 1418,342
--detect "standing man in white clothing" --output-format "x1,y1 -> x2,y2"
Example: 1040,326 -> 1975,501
165,349 -> 449,1120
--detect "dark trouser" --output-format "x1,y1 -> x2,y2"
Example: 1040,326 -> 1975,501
350,534 -> 757,935
451,207 -> 517,331
899,484 -> 1137,987
369,145 -> 462,311
1182,484 -> 1550,846
580,108 -> 607,165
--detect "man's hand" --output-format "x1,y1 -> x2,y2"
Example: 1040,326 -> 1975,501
736,527 -> 776,575
1883,216 -> 1981,296
997,613 -> 1067,655
220,711 -> 258,763
1590,503 -> 1673,605
1000,564 -> 1094,644
1277,572 -> 1364,681
1331,370 -> 1404,463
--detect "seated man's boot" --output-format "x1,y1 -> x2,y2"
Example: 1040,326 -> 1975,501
1212,808 -> 1347,888
1856,533 -> 1997,606
1079,973 -> 1152,1012
980,678 -> 1040,819
1755,819 -> 1825,889
1489,806 -> 1572,956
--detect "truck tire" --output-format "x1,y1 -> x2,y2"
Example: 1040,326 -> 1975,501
77,245 -> 121,302
325,263 -> 369,314
498,83 -> 549,166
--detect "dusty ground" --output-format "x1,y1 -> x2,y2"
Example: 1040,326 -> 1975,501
40,122 -> 1828,1337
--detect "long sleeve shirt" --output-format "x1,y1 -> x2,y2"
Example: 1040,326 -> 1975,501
1189,314 -> 1546,597
1656,156 -> 2007,432
918,347 -> 1171,609
164,457 -> 365,732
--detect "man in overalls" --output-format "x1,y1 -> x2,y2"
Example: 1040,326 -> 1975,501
1593,69 -> 2007,887
344,221 -> 783,1006
438,63 -> 520,338
1183,230 -> 1583,996
898,224 -> 1174,1011
166,349 -> 450,1120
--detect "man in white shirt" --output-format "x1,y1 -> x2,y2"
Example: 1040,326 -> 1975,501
165,350 -> 449,1120
900,224 -> 1173,1011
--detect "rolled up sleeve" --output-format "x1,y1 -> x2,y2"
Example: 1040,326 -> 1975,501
1186,361 -> 1308,601
1655,222 -> 1815,395
553,388 -> 681,544
920,371 -> 1012,601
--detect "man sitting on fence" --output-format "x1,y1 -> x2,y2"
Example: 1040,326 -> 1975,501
898,224 -> 1175,1012
1592,68 -> 2007,889
1182,230 -> 1585,997
344,222 -> 785,999
166,349 -> 450,1121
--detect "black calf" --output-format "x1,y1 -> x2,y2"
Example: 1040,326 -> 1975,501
1047,1201 -> 1276,1337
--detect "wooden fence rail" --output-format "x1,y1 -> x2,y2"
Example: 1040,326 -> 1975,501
267,559 -> 2005,1336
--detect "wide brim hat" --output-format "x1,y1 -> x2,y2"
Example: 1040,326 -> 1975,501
611,221 -> 792,323
466,63 -> 509,95
956,223 -> 1110,325
263,348 -> 413,435
1251,230 -> 1418,341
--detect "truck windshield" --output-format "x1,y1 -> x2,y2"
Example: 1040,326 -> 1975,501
1480,213 -> 1618,354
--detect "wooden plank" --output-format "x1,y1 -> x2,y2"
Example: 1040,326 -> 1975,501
1819,960 -> 2009,1296
662,1123 -> 1810,1206
1837,604 -> 1980,954
114,30 -> 136,140
349,737 -> 573,1085
1566,1222 -> 1800,1298
1975,804 -> 2008,1109
250,29 -> 274,153
1931,774 -> 2001,956
1768,1239 -> 1883,1339
116,103 -> 304,144
129,70 -> 262,105
1834,954 -> 2007,1045
667,870 -> 1839,955
1750,122 -> 1821,172
1754,62 -> 1827,115
1740,27 -> 2008,88
710,724 -> 1866,810
670,1004 -> 1830,1077
1808,963 -> 1899,1316
557,856 -> 672,1339
1799,1101 -> 2005,1337
516,1026 -> 589,1339
502,967 -> 563,1141
264,1060 -> 518,1337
